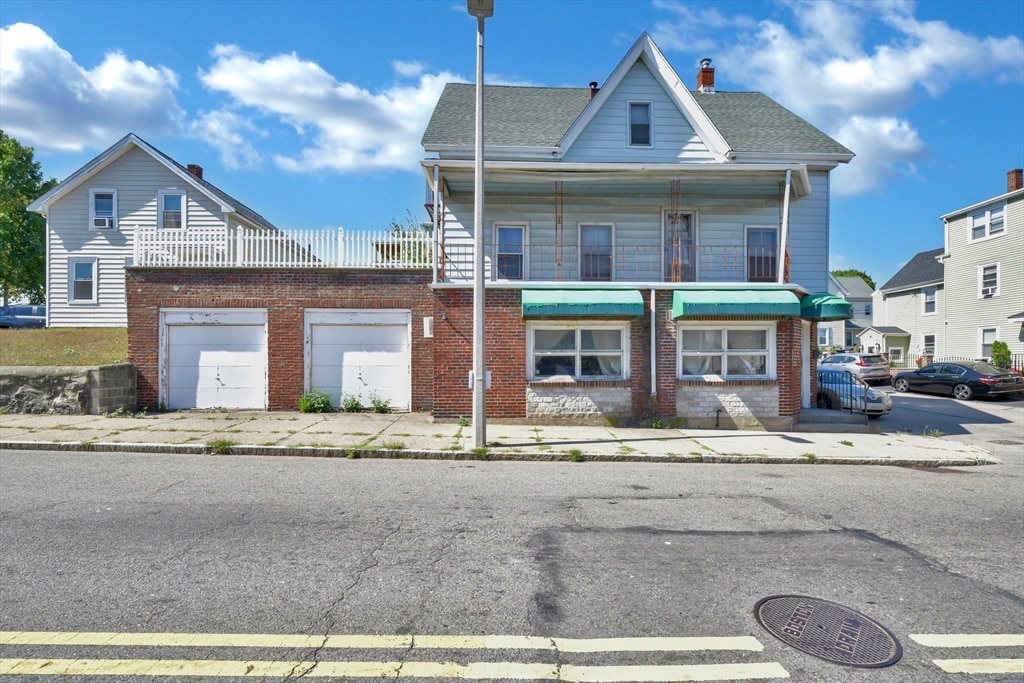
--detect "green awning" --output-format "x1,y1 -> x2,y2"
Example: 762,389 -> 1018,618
800,293 -> 853,321
672,290 -> 800,318
521,289 -> 644,316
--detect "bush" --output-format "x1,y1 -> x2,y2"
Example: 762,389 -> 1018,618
341,394 -> 363,413
991,340 -> 1011,368
369,392 -> 391,414
298,388 -> 334,413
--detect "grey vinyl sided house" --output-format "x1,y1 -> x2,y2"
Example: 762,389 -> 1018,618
421,33 -> 855,427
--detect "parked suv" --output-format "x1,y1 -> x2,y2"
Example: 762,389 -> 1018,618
0,305 -> 46,328
817,351 -> 891,385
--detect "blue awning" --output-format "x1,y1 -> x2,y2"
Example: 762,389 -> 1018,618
521,289 -> 644,316
672,290 -> 801,318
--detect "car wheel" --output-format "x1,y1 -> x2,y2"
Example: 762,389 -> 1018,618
816,393 -> 832,409
893,378 -> 910,393
952,384 -> 973,400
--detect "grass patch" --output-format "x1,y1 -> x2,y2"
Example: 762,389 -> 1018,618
208,439 -> 236,455
839,439 -> 854,447
801,452 -> 818,462
0,327 -> 128,366
472,447 -> 489,460
381,441 -> 405,450
922,426 -> 944,437
567,448 -> 583,462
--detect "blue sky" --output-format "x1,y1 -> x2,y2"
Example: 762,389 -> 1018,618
2,0 -> 1022,287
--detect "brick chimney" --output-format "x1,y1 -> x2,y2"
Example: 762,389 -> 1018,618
589,81 -> 599,100
1008,168 -> 1023,193
187,164 -> 203,179
697,58 -> 715,93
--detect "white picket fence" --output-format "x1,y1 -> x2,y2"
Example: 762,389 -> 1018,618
132,227 -> 433,269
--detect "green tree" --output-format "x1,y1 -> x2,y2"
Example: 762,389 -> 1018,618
990,340 -> 1011,368
831,268 -> 876,290
0,131 -> 57,305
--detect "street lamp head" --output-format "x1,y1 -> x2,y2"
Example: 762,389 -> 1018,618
467,0 -> 493,18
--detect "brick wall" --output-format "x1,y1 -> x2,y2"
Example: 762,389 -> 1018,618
126,268 -> 433,411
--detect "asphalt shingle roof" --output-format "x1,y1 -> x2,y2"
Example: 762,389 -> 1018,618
834,275 -> 875,298
879,248 -> 945,293
692,92 -> 852,156
421,83 -> 592,148
421,84 -> 852,157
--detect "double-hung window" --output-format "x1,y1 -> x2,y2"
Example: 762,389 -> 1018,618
580,224 -> 613,281
158,190 -> 186,229
530,324 -> 627,380
922,334 -> 936,356
90,189 -> 116,230
68,258 -> 97,303
979,263 -> 999,297
678,324 -> 774,379
980,328 -> 998,359
746,226 -> 778,282
970,204 -> 1005,240
495,225 -> 525,280
628,101 -> 652,146
922,287 -> 937,314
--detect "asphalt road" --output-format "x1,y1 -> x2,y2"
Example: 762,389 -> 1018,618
1,448 -> 1022,682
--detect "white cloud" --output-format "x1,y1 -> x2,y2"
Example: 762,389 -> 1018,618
654,1 -> 1024,194
0,23 -> 183,152
197,44 -> 459,174
188,110 -> 263,170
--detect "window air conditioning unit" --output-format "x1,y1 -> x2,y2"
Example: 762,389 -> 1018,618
93,217 -> 113,229
981,286 -> 996,297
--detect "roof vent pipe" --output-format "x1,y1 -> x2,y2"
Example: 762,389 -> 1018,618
589,81 -> 599,100
697,58 -> 715,93
187,164 -> 203,179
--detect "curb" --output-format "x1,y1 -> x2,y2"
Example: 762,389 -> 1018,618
0,440 -> 1001,468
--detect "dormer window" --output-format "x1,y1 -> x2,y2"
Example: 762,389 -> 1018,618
90,189 -> 116,230
628,101 -> 652,146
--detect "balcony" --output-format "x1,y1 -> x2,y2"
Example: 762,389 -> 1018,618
440,243 -> 778,284
132,227 -> 777,284
132,227 -> 433,269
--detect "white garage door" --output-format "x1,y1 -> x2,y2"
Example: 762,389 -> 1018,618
307,310 -> 410,411
163,310 -> 267,409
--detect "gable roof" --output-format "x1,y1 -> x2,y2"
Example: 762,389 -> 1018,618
421,34 -> 852,163
28,133 -> 278,232
833,275 -> 874,298
878,248 -> 945,294
421,84 -> 591,149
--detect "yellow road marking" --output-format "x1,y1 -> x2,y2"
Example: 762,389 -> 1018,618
0,658 -> 791,680
909,633 -> 1024,648
932,658 -> 1024,674
0,631 -> 763,652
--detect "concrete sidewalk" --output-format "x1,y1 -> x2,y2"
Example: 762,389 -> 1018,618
0,410 -> 1000,467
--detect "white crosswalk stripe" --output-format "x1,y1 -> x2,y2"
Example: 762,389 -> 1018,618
910,633 -> 1024,675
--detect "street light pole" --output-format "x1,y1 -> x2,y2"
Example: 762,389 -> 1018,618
467,0 -> 492,450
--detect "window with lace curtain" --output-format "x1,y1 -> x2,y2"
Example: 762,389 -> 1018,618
677,323 -> 775,379
529,324 -> 628,379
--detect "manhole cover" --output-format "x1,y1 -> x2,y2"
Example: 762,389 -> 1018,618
754,595 -> 902,668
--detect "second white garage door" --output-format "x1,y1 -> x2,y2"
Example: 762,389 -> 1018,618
306,310 -> 411,412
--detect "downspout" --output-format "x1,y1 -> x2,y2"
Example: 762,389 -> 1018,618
432,164 -> 440,285
777,169 -> 792,284
650,288 -> 657,398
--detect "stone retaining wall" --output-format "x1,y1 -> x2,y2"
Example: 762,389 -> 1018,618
0,363 -> 137,415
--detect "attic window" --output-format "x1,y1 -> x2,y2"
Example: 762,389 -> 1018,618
628,101 -> 652,147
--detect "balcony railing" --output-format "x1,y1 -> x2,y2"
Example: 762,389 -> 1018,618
440,243 -> 778,283
132,227 -> 777,283
132,227 -> 433,269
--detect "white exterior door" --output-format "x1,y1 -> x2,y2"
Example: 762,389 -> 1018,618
162,310 -> 267,409
306,310 -> 411,411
